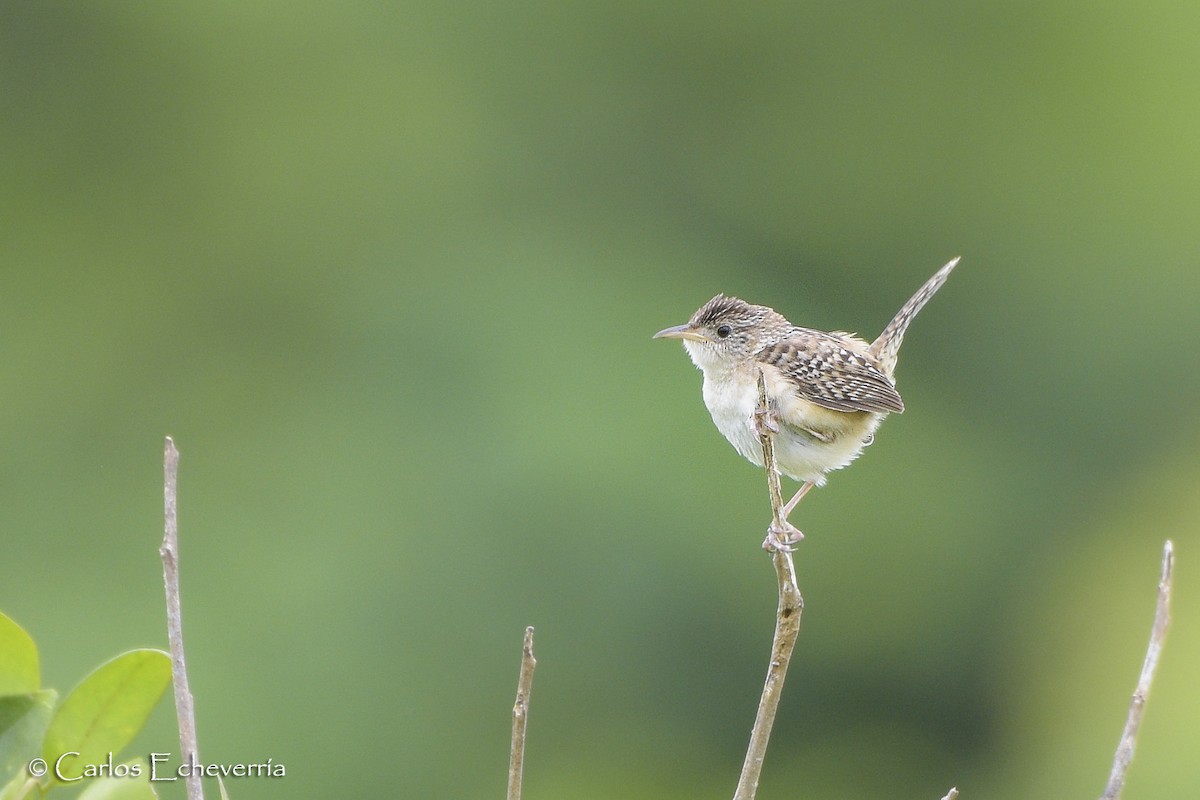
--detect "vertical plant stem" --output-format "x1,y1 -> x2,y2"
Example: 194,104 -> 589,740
508,626 -> 537,800
161,437 -> 204,800
1100,540 -> 1174,800
732,373 -> 804,800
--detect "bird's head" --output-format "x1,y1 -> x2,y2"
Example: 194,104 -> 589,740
654,294 -> 789,373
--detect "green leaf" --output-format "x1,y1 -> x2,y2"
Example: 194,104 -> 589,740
42,650 -> 171,780
77,758 -> 158,800
0,772 -> 40,800
0,614 -> 39,696
0,691 -> 55,788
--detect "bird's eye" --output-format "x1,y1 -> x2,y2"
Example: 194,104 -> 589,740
716,324 -> 733,339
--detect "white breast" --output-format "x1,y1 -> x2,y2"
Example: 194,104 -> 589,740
700,370 -> 766,468
698,365 -> 883,485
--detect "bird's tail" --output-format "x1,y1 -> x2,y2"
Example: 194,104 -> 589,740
869,256 -> 960,375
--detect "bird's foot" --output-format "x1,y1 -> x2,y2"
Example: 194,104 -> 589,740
763,519 -> 804,552
752,399 -> 780,438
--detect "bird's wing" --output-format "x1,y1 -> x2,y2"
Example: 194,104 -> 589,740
756,329 -> 905,413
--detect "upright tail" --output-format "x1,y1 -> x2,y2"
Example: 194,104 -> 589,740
869,256 -> 960,375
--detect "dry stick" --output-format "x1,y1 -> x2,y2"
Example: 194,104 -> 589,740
161,437 -> 204,800
732,372 -> 805,800
507,626 -> 537,800
1099,539 -> 1174,800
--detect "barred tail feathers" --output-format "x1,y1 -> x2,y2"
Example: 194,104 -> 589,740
869,256 -> 960,374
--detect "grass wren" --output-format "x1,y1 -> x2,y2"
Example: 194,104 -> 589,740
654,257 -> 959,543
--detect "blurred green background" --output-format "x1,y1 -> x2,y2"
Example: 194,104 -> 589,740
2,2 -> 1197,798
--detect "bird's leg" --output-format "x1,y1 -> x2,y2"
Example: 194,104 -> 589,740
752,393 -> 806,550
762,482 -> 815,551
782,481 -> 814,518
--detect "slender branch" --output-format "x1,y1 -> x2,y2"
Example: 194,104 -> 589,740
508,626 -> 537,800
1099,539 -> 1174,800
160,437 -> 204,800
732,372 -> 804,800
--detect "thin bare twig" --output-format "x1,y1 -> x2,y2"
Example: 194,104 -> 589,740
161,437 -> 204,800
732,372 -> 805,800
1099,539 -> 1174,800
508,626 -> 537,800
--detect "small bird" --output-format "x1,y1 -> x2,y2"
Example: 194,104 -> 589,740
654,257 -> 959,545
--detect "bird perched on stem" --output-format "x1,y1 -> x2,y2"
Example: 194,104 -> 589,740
654,257 -> 959,546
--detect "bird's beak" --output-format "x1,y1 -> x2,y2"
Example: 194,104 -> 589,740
653,324 -> 711,343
